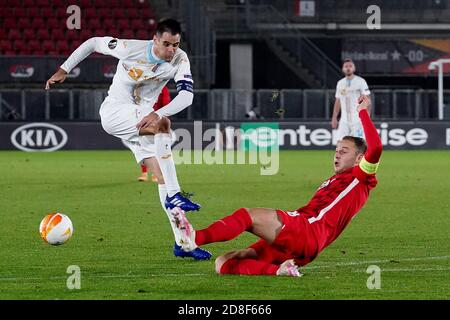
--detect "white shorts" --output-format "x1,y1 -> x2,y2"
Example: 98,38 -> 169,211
99,97 -> 155,164
335,121 -> 365,141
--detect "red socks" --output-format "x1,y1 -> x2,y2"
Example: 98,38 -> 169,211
195,208 -> 252,246
141,164 -> 148,173
219,258 -> 278,276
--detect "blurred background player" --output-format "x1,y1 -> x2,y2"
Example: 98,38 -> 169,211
331,59 -> 371,140
45,18 -> 211,260
171,96 -> 382,276
138,86 -> 171,182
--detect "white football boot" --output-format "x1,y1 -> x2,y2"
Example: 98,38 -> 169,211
169,207 -> 198,252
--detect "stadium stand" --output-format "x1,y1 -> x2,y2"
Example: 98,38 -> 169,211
0,0 -> 157,56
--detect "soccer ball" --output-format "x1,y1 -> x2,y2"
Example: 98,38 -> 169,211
39,213 -> 73,245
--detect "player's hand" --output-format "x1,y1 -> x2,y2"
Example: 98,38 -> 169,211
357,95 -> 370,112
136,112 -> 161,129
45,68 -> 67,90
331,117 -> 338,129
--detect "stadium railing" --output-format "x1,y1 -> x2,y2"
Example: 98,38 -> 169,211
0,88 -> 444,122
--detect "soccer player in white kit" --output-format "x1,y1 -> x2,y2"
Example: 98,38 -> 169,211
45,19 -> 211,260
331,59 -> 371,140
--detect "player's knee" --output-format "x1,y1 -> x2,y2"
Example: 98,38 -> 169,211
157,117 -> 171,133
215,255 -> 229,274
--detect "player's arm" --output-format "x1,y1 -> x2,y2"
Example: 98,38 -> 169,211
331,98 -> 341,129
358,96 -> 382,173
137,56 -> 194,129
45,37 -> 129,90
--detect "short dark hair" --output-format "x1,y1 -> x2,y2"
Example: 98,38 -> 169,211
342,136 -> 367,154
156,18 -> 182,36
342,58 -> 354,66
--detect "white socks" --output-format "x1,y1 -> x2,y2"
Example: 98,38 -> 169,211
155,133 -> 180,197
158,184 -> 182,245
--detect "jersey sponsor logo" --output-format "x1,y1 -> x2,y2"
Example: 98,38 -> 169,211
318,178 -> 337,190
9,64 -> 34,78
10,123 -> 68,152
108,39 -> 118,49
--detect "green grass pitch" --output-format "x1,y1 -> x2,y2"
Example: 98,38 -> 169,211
0,150 -> 449,299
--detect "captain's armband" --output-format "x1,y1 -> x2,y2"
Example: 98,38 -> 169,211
359,157 -> 380,174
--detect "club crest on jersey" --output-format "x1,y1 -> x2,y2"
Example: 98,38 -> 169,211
318,178 -> 336,190
340,87 -> 348,96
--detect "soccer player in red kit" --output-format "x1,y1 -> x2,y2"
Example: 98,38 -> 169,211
171,96 -> 382,276
138,86 -> 171,182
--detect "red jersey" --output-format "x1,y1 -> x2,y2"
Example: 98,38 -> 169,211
153,86 -> 171,111
296,109 -> 382,255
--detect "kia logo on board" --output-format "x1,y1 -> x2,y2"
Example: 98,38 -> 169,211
10,123 -> 68,152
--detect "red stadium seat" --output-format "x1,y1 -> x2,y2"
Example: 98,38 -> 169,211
0,7 -> 13,18
112,8 -> 126,19
42,40 -> 55,52
0,40 -> 13,52
85,8 -> 96,19
23,29 -> 35,40
71,39 -> 83,49
88,19 -> 102,29
136,30 -> 150,40
36,0 -> 50,7
32,18 -> 46,28
56,40 -> 69,53
41,7 -> 53,18
6,0 -> 21,6
127,8 -> 138,18
91,0 -> 108,7
55,7 -> 67,18
0,29 -> 7,40
23,0 -> 36,6
80,0 -> 91,7
18,18 -> 32,29
13,40 -> 28,52
28,7 -> 40,18
8,30 -> 22,41
14,7 -> 27,18
142,9 -> 154,19
66,29 -> 80,41
121,29 -> 134,39
29,40 -> 41,52
102,19 -> 115,30
122,0 -> 134,8
80,29 -> 93,41
52,0 -> 65,7
51,29 -> 65,40
136,0 -> 149,8
130,19 -> 144,31
36,29 -> 51,40
98,8 -> 110,18
118,19 -> 130,29
3,18 -> 16,29
47,18 -> 60,29
4,50 -> 17,55
109,0 -> 120,8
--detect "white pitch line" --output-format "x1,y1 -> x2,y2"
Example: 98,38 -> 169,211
303,255 -> 450,270
0,255 -> 448,282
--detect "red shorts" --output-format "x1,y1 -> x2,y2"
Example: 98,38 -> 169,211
248,210 -> 319,266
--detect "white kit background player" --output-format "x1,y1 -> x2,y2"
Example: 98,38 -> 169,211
331,59 -> 371,140
45,19 -> 211,260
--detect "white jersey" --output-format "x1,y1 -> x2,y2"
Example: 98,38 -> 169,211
335,75 -> 370,124
60,37 -> 193,109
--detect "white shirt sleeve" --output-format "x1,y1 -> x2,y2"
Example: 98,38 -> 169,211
360,78 -> 371,95
154,90 -> 193,117
335,81 -> 341,99
173,54 -> 194,84
60,37 -> 130,73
